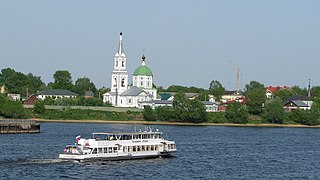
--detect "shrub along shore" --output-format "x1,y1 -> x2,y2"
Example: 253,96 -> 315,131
33,119 -> 320,128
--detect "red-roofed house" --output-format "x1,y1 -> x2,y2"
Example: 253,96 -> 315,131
265,86 -> 289,99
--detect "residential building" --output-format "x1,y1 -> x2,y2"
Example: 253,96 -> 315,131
36,89 -> 77,100
265,86 -> 289,99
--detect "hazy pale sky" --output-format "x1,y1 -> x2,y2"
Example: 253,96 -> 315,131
1,0 -> 319,90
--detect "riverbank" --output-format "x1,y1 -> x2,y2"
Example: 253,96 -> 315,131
33,119 -> 320,128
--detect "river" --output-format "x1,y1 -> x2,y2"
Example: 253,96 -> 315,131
1,123 -> 320,179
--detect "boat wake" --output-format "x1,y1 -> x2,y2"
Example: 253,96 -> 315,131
18,158 -> 66,165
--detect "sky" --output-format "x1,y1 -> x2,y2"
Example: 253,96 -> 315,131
0,0 -> 320,90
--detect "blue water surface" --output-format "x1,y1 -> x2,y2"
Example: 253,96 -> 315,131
1,123 -> 320,179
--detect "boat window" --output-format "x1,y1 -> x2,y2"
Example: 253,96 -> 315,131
98,148 -> 103,153
108,147 -> 112,153
155,145 -> 159,151
146,145 -> 150,151
142,146 -> 145,151
128,146 -> 132,152
92,148 -> 97,154
151,145 -> 154,151
133,146 -> 136,152
113,147 -> 117,153
137,146 -> 141,152
104,147 -> 108,153
123,146 -> 127,152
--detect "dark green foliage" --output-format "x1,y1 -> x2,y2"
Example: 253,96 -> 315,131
142,106 -> 156,121
285,100 -> 320,126
206,112 -> 228,123
274,89 -> 297,102
42,96 -> 104,106
34,100 -> 46,114
311,86 -> 320,98
245,81 -> 266,115
225,102 -> 249,124
245,81 -> 265,92
262,99 -> 285,124
0,99 -> 25,119
142,92 -> 207,123
173,92 -> 207,123
38,109 -> 135,121
0,68 -> 45,95
166,85 -> 204,93
291,86 -> 307,96
51,70 -> 73,91
196,91 -> 210,101
73,77 -> 97,96
209,80 -> 225,101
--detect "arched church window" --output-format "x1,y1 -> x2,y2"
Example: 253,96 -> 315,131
114,78 -> 117,87
141,82 -> 143,86
121,78 -> 125,87
116,61 -> 118,67
122,61 -> 124,67
147,82 -> 150,87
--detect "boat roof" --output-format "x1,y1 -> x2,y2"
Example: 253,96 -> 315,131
92,131 -> 163,135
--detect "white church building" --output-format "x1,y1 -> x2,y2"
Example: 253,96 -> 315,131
103,33 -> 157,107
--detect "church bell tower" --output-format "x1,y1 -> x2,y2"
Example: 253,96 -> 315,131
111,32 -> 129,94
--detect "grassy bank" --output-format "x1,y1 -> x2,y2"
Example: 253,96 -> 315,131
33,119 -> 320,128
25,108 -> 143,121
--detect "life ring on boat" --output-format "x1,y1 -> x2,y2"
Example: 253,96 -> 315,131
128,153 -> 132,156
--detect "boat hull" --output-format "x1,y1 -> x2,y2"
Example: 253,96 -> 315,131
59,152 -> 175,162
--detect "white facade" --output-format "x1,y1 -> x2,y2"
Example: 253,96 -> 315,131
103,33 -> 157,108
111,32 -> 129,94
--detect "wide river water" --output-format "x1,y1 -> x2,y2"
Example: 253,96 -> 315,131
1,123 -> 320,179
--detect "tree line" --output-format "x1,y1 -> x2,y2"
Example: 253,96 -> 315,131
0,68 -> 110,98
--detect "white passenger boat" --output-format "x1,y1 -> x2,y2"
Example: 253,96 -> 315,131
59,128 -> 177,162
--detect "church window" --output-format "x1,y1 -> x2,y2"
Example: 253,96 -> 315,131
141,82 -> 143,86
116,61 -> 118,67
114,78 -> 117,87
121,78 -> 125,87
121,100 -> 123,104
122,61 -> 124,67
147,82 -> 150,87
129,99 -> 132,104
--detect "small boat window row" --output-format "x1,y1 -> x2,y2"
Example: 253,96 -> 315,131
93,133 -> 164,141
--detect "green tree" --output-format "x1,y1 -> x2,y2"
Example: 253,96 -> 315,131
73,77 -> 97,96
225,102 -> 249,124
0,68 -> 45,95
274,89 -> 296,102
34,100 -> 46,114
311,86 -> 320,98
173,92 -> 207,123
97,87 -> 110,99
51,70 -> 73,90
245,81 -> 266,115
245,81 -> 265,92
262,99 -> 285,124
291,86 -> 307,96
167,85 -> 204,93
209,80 -> 225,101
197,91 -> 210,101
0,100 -> 25,118
142,105 -> 156,121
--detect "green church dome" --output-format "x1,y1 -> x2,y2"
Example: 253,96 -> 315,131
133,65 -> 153,76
